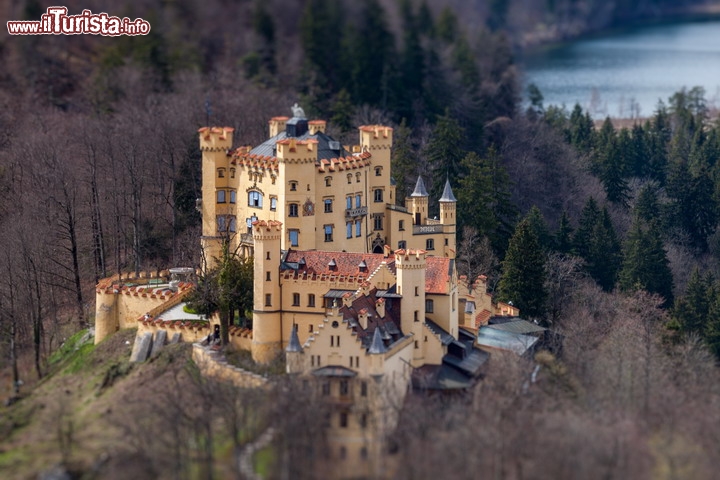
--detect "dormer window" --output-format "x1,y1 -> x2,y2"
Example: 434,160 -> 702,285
358,260 -> 367,273
298,257 -> 306,268
328,258 -> 337,270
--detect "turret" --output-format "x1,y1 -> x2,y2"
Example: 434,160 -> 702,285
251,220 -> 283,363
368,327 -> 386,377
408,176 -> 429,226
286,326 -> 304,374
439,178 -> 457,258
395,248 -> 427,366
198,127 -> 235,271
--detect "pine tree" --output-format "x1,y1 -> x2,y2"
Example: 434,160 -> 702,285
391,119 -> 417,203
572,197 -> 601,259
554,211 -> 573,254
524,206 -> 551,251
573,199 -> 621,291
673,268 -> 711,335
704,289 -> 720,359
497,218 -> 547,319
567,104 -> 594,153
426,111 -> 465,200
619,218 -> 674,306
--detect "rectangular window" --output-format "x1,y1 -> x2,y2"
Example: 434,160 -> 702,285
217,168 -> 225,178
355,220 -> 361,237
228,217 -> 236,232
374,189 -> 383,202
265,294 -> 271,307
230,168 -> 235,178
266,272 -> 271,281
426,299 -> 434,313
217,216 -> 226,232
426,239 -> 434,250
340,412 -> 348,428
398,240 -> 406,249
346,222 -> 352,239
217,190 -> 226,203
360,414 -> 367,429
322,382 -> 330,396
340,380 -> 349,396
249,191 -> 262,208
324,198 -> 333,213
361,381 -> 367,397
290,182 -> 297,191
415,287 -> 419,296
289,203 -> 299,217
324,225 -> 333,242
308,294 -> 315,307
356,194 -> 362,207
373,215 -> 383,231
309,324 -> 314,333
414,310 -> 419,322
292,293 -> 300,306
399,220 -> 404,231
270,197 -> 277,211
289,230 -> 299,247
325,176 -> 332,187
230,191 -> 236,204
375,167 -> 382,176
346,196 -> 352,209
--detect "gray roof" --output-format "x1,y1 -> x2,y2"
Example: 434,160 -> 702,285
439,178 -> 457,202
425,319 -> 455,346
487,320 -> 546,335
286,327 -> 303,353
410,176 -> 429,197
476,327 -> 539,355
249,129 -> 349,161
368,327 -> 387,354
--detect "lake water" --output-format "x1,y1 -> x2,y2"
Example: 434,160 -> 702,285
521,20 -> 720,118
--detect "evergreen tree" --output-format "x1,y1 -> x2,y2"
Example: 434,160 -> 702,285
599,135 -> 630,206
619,218 -> 674,306
704,288 -> 720,359
391,119 -> 417,203
497,218 -> 547,319
634,183 -> 661,225
572,197 -> 601,259
329,89 -> 354,132
554,211 -> 573,254
300,0 -> 345,93
426,111 -> 465,200
567,104 -> 594,153
524,206 -> 552,251
673,268 -> 711,335
573,199 -> 622,291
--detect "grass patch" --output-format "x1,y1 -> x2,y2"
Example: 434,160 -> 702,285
48,329 -> 90,367
64,343 -> 97,374
253,445 -> 275,478
224,349 -> 286,377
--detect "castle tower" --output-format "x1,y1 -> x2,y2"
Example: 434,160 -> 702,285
408,176 -> 429,226
198,127 -> 235,272
439,178 -> 457,258
395,248 -> 427,366
285,326 -> 304,374
251,220 -> 283,363
360,126 -> 394,235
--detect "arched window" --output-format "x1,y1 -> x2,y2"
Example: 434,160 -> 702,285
248,191 -> 263,208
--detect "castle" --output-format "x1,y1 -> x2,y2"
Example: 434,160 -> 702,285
197,108 -> 456,266
93,109 -> 519,477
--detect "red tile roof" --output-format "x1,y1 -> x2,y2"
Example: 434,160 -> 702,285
282,250 -> 452,294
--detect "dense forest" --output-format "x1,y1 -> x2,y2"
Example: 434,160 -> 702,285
4,0 -> 720,477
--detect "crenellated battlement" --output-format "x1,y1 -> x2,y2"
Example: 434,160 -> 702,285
198,127 -> 234,151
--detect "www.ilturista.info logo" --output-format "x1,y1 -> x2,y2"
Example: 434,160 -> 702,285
7,7 -> 151,36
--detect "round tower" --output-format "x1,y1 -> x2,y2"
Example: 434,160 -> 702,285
439,178 -> 457,258
251,220 -> 283,363
408,176 -> 429,226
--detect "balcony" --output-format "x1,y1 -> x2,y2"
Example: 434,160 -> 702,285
345,206 -> 368,219
239,233 -> 254,245
412,224 -> 444,235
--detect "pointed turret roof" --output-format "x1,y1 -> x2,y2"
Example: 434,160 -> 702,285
368,327 -> 387,354
410,176 -> 429,197
439,178 -> 457,202
286,327 -> 303,353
